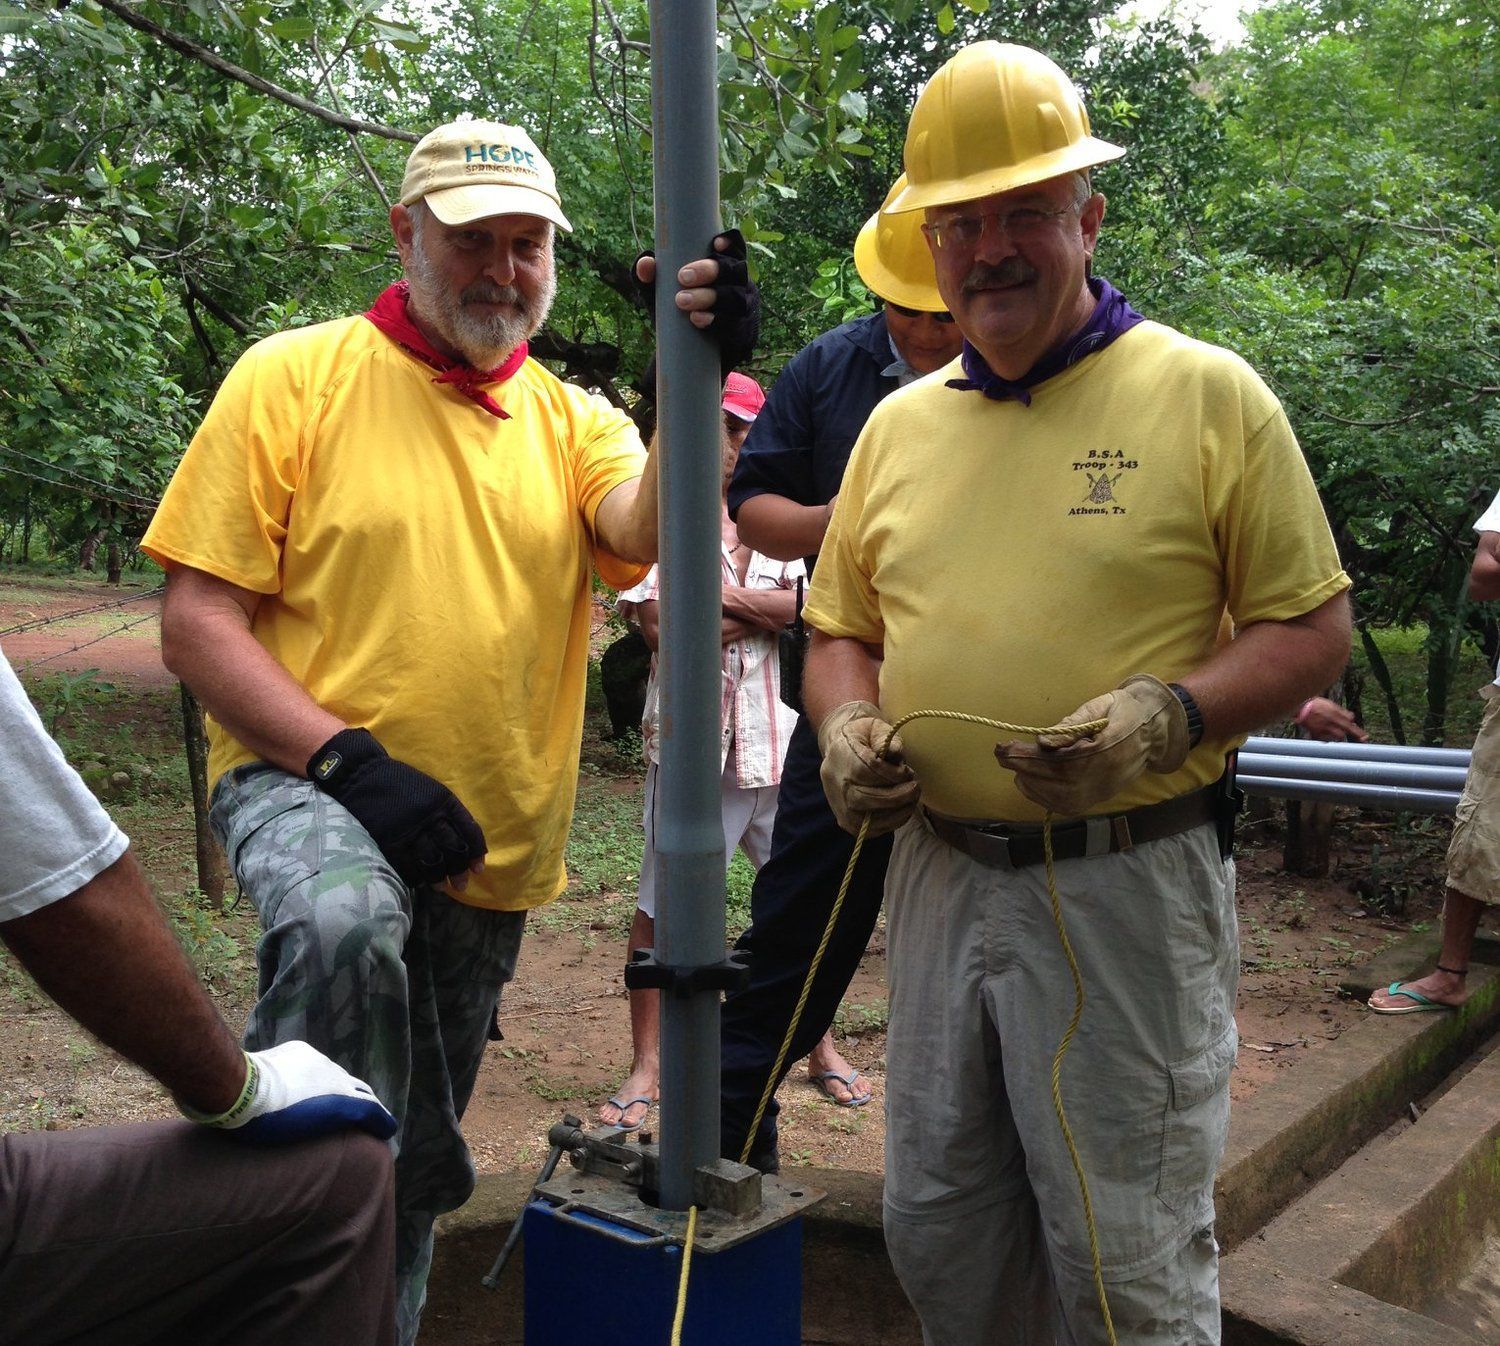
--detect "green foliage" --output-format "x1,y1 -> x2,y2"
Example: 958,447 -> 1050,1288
1184,0 -> 1499,742
24,667 -> 117,737
170,893 -> 247,989
1,0 -> 1492,739
1347,624 -> 1490,747
833,997 -> 890,1035
808,254 -> 873,326
564,776 -> 645,896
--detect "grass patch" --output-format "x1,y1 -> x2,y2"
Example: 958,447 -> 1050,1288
834,999 -> 890,1037
554,762 -> 759,940
1,671 -> 252,1002
563,777 -> 644,898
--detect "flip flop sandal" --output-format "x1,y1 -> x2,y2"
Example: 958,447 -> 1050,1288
601,1094 -> 656,1132
1369,981 -> 1456,1015
810,1069 -> 873,1108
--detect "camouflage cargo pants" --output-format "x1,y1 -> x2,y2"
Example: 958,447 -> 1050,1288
210,765 -> 527,1346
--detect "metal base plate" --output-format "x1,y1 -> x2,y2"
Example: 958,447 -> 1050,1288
534,1164 -> 823,1253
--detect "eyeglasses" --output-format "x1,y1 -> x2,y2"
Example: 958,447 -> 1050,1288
921,205 -> 1076,251
887,303 -> 955,324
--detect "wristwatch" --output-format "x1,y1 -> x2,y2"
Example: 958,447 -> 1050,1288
1167,683 -> 1205,748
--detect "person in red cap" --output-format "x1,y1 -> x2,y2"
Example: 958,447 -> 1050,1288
600,376 -> 859,1129
721,370 -> 767,448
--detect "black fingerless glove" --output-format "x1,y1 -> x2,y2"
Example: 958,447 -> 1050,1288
633,228 -> 761,379
308,729 -> 486,888
701,229 -> 759,368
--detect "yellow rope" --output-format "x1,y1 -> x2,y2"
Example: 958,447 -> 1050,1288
736,815 -> 870,1167
1041,818 -> 1117,1343
679,707 -> 1119,1346
734,709 -> 1106,1169
668,1203 -> 698,1345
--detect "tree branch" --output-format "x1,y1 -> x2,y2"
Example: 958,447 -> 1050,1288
309,32 -> 392,209
93,0 -> 419,144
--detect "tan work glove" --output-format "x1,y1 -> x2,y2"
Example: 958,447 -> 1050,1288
817,700 -> 921,836
993,674 -> 1190,817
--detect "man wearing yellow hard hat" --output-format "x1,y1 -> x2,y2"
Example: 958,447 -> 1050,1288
719,179 -> 961,1170
803,43 -> 1352,1343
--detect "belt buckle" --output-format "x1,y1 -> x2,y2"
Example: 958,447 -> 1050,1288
970,824 -> 1014,869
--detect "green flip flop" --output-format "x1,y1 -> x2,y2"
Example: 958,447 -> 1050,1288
1369,981 -> 1456,1015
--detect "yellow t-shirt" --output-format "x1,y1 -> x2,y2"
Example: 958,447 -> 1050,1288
803,320 -> 1351,821
142,316 -> 648,910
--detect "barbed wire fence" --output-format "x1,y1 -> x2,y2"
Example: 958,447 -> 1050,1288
0,536 -> 226,905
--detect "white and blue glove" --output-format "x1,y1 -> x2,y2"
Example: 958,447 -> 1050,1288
183,1040 -> 397,1144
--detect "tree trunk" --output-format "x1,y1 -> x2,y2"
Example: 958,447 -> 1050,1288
179,683 -> 226,906
80,528 -> 104,572
105,540 -> 123,585
1357,623 -> 1406,744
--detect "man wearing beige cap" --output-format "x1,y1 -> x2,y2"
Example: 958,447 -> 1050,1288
143,117 -> 755,1342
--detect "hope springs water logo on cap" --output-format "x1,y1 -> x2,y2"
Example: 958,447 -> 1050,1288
462,142 -> 541,178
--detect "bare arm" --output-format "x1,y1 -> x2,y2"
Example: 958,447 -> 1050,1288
160,565 -> 344,776
1,851 -> 246,1114
638,586 -> 795,649
804,628 -> 884,726
593,438 -> 662,566
736,493 -> 835,563
1179,591 -> 1352,741
633,599 -> 661,652
720,584 -> 796,632
1471,532 -> 1500,602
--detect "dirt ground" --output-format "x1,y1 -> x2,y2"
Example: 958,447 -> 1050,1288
0,574 -> 1440,1177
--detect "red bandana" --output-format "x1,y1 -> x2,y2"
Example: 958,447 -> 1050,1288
364,281 -> 528,419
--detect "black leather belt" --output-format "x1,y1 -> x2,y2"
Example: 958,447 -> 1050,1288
923,784 -> 1220,870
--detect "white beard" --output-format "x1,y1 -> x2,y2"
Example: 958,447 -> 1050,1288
404,238 -> 556,369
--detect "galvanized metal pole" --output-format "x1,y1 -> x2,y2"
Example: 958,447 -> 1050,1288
649,0 -> 726,1210
1236,776 -> 1460,814
1242,736 -> 1471,769
1235,752 -> 1469,793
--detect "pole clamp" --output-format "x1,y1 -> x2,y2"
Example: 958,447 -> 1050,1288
625,948 -> 751,999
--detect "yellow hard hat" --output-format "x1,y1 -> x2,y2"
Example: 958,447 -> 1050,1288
853,175 -> 945,312
888,42 -> 1125,214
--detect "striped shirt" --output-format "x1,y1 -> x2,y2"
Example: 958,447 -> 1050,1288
619,546 -> 804,788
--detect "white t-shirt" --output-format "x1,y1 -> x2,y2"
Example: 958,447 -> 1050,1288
0,648 -> 128,921
1477,490 -> 1500,683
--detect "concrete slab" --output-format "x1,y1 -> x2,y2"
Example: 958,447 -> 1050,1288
1222,1031 -> 1499,1345
1218,964 -> 1499,1250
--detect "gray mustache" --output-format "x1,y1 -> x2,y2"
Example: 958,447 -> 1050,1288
462,284 -> 525,307
963,261 -> 1035,291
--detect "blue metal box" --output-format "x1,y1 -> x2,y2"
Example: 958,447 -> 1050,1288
522,1198 -> 802,1345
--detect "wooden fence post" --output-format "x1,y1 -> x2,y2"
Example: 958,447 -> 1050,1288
179,681 -> 226,905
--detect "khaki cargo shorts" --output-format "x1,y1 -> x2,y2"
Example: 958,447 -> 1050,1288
1447,681 -> 1500,904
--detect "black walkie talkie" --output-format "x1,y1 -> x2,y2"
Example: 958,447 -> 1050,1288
778,575 -> 807,716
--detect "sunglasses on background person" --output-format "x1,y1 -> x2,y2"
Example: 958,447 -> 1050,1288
887,303 -> 955,324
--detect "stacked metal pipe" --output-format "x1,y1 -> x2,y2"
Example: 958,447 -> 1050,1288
1237,736 -> 1472,814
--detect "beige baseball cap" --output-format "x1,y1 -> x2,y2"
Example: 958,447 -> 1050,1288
399,120 -> 572,232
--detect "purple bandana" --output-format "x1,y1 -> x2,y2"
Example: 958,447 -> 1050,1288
946,276 -> 1144,407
